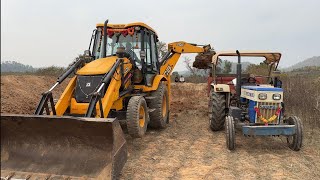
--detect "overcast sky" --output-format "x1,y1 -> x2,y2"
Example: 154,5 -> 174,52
1,0 -> 320,71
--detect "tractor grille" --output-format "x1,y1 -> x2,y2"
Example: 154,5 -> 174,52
255,102 -> 281,124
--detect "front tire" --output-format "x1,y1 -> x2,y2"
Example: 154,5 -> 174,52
225,116 -> 235,150
126,96 -> 149,138
209,91 -> 226,131
286,116 -> 303,151
148,82 -> 169,129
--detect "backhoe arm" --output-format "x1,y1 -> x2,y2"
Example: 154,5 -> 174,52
160,41 -> 212,77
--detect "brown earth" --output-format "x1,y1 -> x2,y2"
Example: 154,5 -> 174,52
1,75 -> 320,179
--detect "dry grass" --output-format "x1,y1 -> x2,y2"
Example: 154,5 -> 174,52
282,75 -> 320,128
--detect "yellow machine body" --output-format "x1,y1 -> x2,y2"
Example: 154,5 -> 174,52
0,21 -> 214,179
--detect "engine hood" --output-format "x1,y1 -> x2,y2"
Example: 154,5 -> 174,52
77,56 -> 118,75
242,86 -> 283,92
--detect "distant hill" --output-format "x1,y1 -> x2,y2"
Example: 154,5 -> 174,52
285,56 -> 320,71
1,61 -> 35,73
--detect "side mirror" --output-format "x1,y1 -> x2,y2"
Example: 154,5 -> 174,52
84,50 -> 91,57
140,50 -> 146,60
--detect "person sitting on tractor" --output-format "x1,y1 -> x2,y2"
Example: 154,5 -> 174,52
247,74 -> 257,84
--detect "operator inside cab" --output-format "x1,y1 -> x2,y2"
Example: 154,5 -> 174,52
91,24 -> 160,85
125,42 -> 140,65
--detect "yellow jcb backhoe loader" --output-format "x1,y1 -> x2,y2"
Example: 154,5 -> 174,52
1,20 -> 214,179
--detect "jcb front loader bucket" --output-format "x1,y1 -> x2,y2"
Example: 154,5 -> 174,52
1,114 -> 127,180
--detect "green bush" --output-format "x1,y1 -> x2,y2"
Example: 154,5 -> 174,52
34,66 -> 66,76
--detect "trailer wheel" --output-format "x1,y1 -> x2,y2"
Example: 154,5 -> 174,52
225,116 -> 235,150
148,82 -> 169,129
286,116 -> 303,151
126,96 -> 149,138
209,91 -> 226,131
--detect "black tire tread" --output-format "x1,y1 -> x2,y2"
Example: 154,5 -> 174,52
209,91 -> 226,131
148,83 -> 169,129
287,116 -> 303,151
225,116 -> 235,150
126,96 -> 149,138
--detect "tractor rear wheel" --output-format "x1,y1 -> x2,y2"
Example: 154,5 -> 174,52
126,96 -> 149,138
148,82 -> 169,129
286,116 -> 303,151
225,116 -> 235,150
209,91 -> 226,131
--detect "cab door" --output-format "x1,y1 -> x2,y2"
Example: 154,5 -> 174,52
144,31 -> 159,86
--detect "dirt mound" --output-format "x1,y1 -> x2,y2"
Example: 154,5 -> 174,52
1,75 -> 67,114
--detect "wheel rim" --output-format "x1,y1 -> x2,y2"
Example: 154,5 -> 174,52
139,106 -> 145,128
162,95 -> 167,118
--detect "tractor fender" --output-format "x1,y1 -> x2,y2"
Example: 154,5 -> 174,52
210,83 -> 231,108
210,83 -> 230,93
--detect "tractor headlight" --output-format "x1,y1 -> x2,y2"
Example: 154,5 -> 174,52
273,93 -> 281,100
258,93 -> 267,100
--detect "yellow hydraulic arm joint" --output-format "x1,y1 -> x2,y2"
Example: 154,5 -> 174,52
160,41 -> 212,77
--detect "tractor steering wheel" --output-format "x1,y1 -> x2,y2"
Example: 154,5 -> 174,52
247,77 -> 257,84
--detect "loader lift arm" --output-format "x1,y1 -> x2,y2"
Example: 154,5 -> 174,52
34,56 -> 86,115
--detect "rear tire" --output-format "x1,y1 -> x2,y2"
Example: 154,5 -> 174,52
209,91 -> 226,131
126,96 -> 149,138
286,116 -> 303,151
225,116 -> 235,150
148,82 -> 169,129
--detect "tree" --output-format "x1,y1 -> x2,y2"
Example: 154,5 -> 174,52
214,58 -> 223,74
156,41 -> 167,59
1,61 -> 35,73
245,62 -> 270,76
171,71 -> 180,82
223,60 -> 232,74
172,71 -> 179,77
183,56 -> 198,75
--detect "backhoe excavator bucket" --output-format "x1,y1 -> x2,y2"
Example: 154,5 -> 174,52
193,51 -> 216,69
1,114 -> 127,180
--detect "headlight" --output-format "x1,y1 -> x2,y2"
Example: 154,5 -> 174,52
258,93 -> 267,100
273,94 -> 281,100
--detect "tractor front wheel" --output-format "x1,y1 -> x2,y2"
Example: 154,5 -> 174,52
286,116 -> 303,151
209,91 -> 226,131
126,96 -> 149,138
225,116 -> 235,150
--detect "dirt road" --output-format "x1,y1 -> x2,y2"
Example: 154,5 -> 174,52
1,75 -> 319,179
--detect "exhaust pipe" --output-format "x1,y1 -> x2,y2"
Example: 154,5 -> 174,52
236,50 -> 241,101
102,19 -> 109,58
